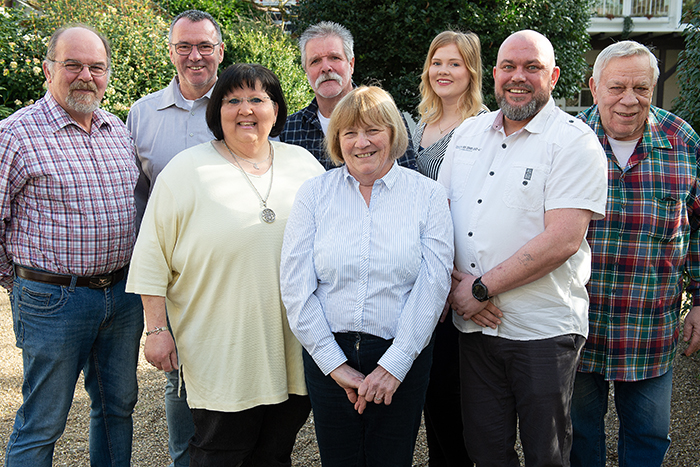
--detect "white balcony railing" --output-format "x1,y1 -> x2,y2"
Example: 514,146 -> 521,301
593,0 -> 670,18
588,0 -> 683,33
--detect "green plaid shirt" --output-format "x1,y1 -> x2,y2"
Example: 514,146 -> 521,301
578,105 -> 700,381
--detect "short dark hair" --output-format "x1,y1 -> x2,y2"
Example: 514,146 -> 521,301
169,10 -> 222,43
206,63 -> 288,140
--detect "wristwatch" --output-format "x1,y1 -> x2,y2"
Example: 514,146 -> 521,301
472,276 -> 490,302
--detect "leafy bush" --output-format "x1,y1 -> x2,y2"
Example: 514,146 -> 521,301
1,0 -> 174,121
294,0 -> 593,113
224,17 -> 312,112
0,6 -> 49,113
674,0 -> 700,133
1,0 -> 311,121
157,0 -> 312,112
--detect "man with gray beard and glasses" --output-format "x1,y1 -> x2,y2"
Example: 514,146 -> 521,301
278,21 -> 416,170
437,30 -> 608,467
0,25 -> 142,467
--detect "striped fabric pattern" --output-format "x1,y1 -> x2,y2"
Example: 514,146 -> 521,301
413,109 -> 489,180
577,105 -> 700,381
281,163 -> 454,381
0,93 -> 138,288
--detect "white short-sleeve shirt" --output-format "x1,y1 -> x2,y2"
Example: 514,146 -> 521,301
438,98 -> 607,340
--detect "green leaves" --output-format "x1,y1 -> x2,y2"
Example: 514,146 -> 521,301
294,0 -> 593,114
674,1 -> 700,133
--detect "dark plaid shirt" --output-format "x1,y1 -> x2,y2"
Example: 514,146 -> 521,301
279,98 -> 418,171
578,105 -> 700,381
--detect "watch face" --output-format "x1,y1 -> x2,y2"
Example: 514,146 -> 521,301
472,281 -> 488,301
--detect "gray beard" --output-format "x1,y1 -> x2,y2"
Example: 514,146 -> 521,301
496,91 -> 549,121
66,93 -> 101,114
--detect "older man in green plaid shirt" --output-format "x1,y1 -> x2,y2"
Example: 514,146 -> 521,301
571,40 -> 700,467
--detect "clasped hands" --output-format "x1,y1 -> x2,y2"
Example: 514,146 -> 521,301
449,270 -> 503,328
330,363 -> 400,414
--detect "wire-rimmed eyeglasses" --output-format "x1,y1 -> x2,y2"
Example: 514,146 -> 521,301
47,59 -> 108,77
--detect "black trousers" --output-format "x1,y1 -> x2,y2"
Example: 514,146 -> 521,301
189,395 -> 311,467
424,317 -> 474,467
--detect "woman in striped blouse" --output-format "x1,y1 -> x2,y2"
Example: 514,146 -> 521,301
413,30 -> 487,467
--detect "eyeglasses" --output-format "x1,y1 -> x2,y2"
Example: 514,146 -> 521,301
170,42 -> 221,56
223,96 -> 272,106
47,59 -> 108,77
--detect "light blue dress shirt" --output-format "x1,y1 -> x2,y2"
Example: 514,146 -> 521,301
281,162 -> 454,381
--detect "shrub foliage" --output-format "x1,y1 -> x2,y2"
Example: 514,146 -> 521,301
674,0 -> 700,133
1,0 -> 310,121
294,0 -> 593,113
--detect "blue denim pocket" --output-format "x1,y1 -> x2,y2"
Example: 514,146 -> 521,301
15,279 -> 69,315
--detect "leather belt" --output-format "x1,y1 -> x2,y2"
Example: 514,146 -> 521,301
14,264 -> 128,289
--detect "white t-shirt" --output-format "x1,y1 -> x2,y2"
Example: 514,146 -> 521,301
608,136 -> 639,168
317,110 -> 330,135
438,98 -> 608,340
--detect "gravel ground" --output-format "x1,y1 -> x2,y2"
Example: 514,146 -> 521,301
0,291 -> 698,466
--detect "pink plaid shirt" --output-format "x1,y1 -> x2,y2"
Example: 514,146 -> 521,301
0,92 -> 138,289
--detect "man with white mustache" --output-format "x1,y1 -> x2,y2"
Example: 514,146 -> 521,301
0,25 -> 142,466
279,21 -> 416,171
438,30 -> 608,466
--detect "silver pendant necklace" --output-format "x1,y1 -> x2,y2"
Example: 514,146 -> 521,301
222,140 -> 276,224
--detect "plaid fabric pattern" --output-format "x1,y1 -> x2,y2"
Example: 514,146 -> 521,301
0,93 -> 139,289
578,105 -> 700,381
279,98 -> 418,171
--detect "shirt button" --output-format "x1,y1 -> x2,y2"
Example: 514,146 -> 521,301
502,143 -> 507,149
189,133 -> 194,137
471,263 -> 476,268
489,171 -> 495,176
468,232 -> 473,237
522,181 -> 528,186
477,199 -> 482,204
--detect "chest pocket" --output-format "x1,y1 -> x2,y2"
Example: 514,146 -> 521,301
502,164 -> 548,212
448,156 -> 477,202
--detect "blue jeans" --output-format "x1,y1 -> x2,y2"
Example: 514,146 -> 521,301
303,332 -> 434,467
5,272 -> 143,467
570,370 -> 672,467
165,366 -> 194,467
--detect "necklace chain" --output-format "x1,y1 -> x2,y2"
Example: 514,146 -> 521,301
222,140 -> 276,223
438,116 -> 461,134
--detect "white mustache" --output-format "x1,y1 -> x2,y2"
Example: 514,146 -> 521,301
315,71 -> 343,88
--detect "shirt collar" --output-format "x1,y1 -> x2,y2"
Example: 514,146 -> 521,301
342,160 -> 400,189
158,76 -> 215,111
583,105 -> 672,157
491,97 -> 557,135
44,91 -> 109,134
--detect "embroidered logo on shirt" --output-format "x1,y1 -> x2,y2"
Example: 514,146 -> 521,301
524,168 -> 533,180
455,145 -> 481,152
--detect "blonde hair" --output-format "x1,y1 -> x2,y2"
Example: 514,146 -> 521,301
325,86 -> 408,166
418,30 -> 484,125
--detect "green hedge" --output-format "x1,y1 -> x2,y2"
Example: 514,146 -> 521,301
0,0 -> 311,121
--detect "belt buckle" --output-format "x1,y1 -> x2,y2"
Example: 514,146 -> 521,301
88,276 -> 112,289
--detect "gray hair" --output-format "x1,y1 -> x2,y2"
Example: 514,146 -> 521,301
169,10 -> 222,43
592,40 -> 659,85
299,21 -> 354,69
45,25 -> 112,75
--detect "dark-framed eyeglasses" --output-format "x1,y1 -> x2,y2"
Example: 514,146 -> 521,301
47,59 -> 108,77
223,96 -> 272,107
170,42 -> 221,56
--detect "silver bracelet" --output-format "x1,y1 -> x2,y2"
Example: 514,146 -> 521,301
145,326 -> 169,336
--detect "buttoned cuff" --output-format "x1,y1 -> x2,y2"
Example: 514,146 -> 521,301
377,343 -> 415,382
